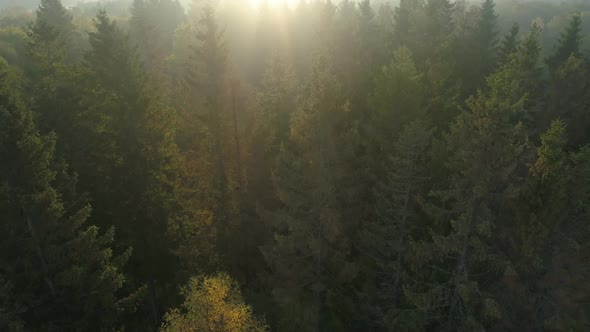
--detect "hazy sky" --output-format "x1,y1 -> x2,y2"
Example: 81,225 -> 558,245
0,0 -> 578,11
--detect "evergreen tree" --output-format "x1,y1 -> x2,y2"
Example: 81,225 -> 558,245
362,120 -> 433,331
34,0 -> 73,40
545,55 -> 590,147
393,0 -> 426,62
180,4 -> 235,269
424,0 -> 454,55
130,0 -> 185,78
26,5 -> 81,161
503,121 -> 590,330
262,57 -> 359,332
507,22 -> 544,127
412,67 -> 529,331
70,10 -> 191,327
463,0 -> 499,93
33,0 -> 81,62
499,23 -> 520,65
0,62 -> 138,331
546,13 -> 583,73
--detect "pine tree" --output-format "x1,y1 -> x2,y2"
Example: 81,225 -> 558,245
26,5 -> 80,158
411,67 -> 530,331
546,13 -> 583,73
180,4 -> 235,268
393,0 -> 425,51
361,120 -> 433,331
68,10 -> 193,327
545,54 -> 590,147
261,57 -> 359,332
425,0 -> 454,54
506,22 -> 544,128
501,121 -> 590,330
34,0 -> 73,40
33,0 -> 80,62
498,23 -> 519,65
0,62 -> 138,331
130,0 -> 185,77
463,0 -> 499,93
369,47 -> 424,135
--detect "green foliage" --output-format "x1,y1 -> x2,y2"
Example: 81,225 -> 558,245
498,23 -> 519,64
1,1 -> 590,331
461,0 -> 500,93
361,120 -> 433,331
261,56 -> 361,331
411,66 -> 530,331
0,27 -> 30,71
130,0 -> 186,76
547,13 -> 583,72
0,61 -> 138,331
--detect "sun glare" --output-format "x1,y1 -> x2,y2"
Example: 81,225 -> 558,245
248,0 -> 297,9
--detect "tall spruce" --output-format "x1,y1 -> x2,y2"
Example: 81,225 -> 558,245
0,62 -> 138,331
546,13 -> 583,73
362,120 -> 433,330
74,10 -> 187,328
262,56 -> 359,332
498,23 -> 520,65
463,0 -> 499,93
411,67 -> 529,331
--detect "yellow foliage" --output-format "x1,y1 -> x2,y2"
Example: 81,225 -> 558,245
161,273 -> 268,332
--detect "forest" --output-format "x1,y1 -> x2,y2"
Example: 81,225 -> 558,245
1,0 -> 590,331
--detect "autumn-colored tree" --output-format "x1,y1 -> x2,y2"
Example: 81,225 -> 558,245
161,273 -> 268,332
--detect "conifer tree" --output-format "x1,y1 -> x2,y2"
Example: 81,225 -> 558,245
69,10 -> 193,327
262,57 -> 359,332
463,0 -> 499,93
180,4 -> 236,267
425,0 -> 454,53
34,0 -> 74,41
498,23 -> 519,65
393,0 -> 425,53
546,13 -> 583,73
361,120 -> 433,331
130,0 -> 185,77
34,0 -> 81,62
412,67 -> 529,331
545,54 -> 590,147
0,62 -> 138,331
505,22 -> 544,127
502,121 -> 590,330
26,3 -> 80,156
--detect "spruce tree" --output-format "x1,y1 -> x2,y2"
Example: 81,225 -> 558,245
71,10 -> 192,327
393,0 -> 425,53
0,62 -> 138,331
463,0 -> 499,93
507,22 -> 544,128
545,54 -> 590,147
261,57 -> 359,332
498,23 -> 519,65
503,121 -> 590,330
361,120 -> 433,331
179,4 -> 235,269
411,67 -> 530,331
34,0 -> 73,41
130,0 -> 185,77
546,13 -> 583,73
33,0 -> 80,62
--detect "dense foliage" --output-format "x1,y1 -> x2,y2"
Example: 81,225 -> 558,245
1,0 -> 590,331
